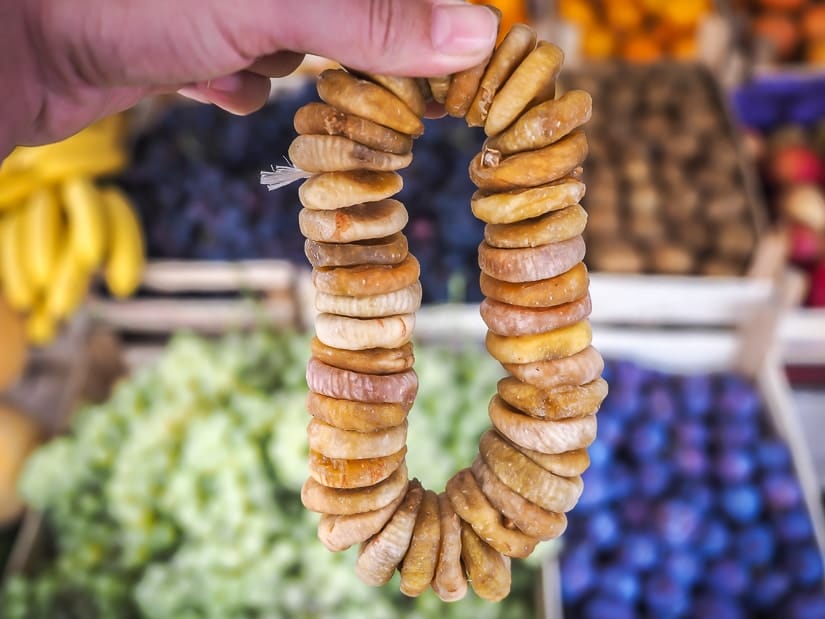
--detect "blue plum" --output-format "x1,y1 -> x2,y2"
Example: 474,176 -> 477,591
735,524 -> 775,566
673,445 -> 709,478
643,574 -> 690,618
749,571 -> 790,609
692,594 -> 745,619
587,510 -> 621,551
784,593 -> 825,619
757,439 -> 792,472
720,485 -> 762,524
677,374 -> 713,417
663,550 -> 702,587
783,546 -> 825,587
599,565 -> 641,603
581,596 -> 636,619
777,510 -> 815,543
630,421 -> 669,458
645,385 -> 678,423
637,460 -> 673,498
696,519 -> 730,559
707,558 -> 750,596
655,500 -> 700,548
762,473 -> 804,512
618,531 -> 661,571
713,450 -> 756,484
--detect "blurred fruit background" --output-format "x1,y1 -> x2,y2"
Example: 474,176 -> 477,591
2,1 -> 825,618
734,0 -> 825,65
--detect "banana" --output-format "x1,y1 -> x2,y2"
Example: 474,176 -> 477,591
36,146 -> 127,183
23,186 -> 62,291
26,303 -> 57,346
61,177 -> 107,269
100,186 -> 145,297
0,173 -> 39,209
0,208 -> 36,311
46,239 -> 92,320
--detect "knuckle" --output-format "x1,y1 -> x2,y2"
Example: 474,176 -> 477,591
366,0 -> 398,54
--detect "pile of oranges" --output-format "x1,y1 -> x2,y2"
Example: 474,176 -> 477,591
558,0 -> 713,62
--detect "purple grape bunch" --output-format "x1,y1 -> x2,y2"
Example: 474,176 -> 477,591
561,359 -> 825,619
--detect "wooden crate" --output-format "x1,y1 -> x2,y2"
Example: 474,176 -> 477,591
89,260 -> 301,367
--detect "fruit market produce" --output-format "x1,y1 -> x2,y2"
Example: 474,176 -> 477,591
736,0 -> 825,65
0,403 -> 41,526
0,298 -> 27,391
0,117 -> 145,344
266,19 -> 606,601
562,359 -> 825,618
0,331 -> 540,619
557,0 -> 713,61
734,76 -> 825,306
562,62 -> 761,276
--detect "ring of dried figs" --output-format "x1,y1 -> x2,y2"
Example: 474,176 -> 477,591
261,17 -> 607,603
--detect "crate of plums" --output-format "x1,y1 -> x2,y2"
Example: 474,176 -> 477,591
538,326 -> 825,619
560,62 -> 786,327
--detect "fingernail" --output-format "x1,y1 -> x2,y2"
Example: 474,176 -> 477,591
432,4 -> 497,56
203,73 -> 243,93
177,86 -> 211,104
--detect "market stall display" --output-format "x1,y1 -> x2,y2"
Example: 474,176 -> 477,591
561,358 -> 825,618
0,331 -> 540,619
0,117 -> 145,344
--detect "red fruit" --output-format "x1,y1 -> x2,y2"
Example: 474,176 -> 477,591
807,261 -> 825,307
769,145 -> 824,184
788,223 -> 825,264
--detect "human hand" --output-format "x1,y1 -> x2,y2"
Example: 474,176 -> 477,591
3,0 -> 497,157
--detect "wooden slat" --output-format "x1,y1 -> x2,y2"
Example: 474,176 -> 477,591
588,273 -> 775,327
89,298 -> 296,334
141,260 -> 295,292
780,309 -> 825,366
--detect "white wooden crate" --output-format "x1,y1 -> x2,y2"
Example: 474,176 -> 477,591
90,259 -> 300,336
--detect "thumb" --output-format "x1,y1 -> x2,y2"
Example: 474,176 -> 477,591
260,0 -> 499,77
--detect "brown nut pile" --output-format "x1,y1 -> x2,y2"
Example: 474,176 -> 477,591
564,63 -> 760,277
284,20 -> 607,602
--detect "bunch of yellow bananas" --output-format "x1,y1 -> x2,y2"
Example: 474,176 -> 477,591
0,116 -> 145,345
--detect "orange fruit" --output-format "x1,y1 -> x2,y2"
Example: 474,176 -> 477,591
802,5 -> 825,40
583,25 -> 616,59
558,0 -> 597,28
622,35 -> 664,63
606,1 -> 644,31
661,0 -> 711,28
671,34 -> 699,59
